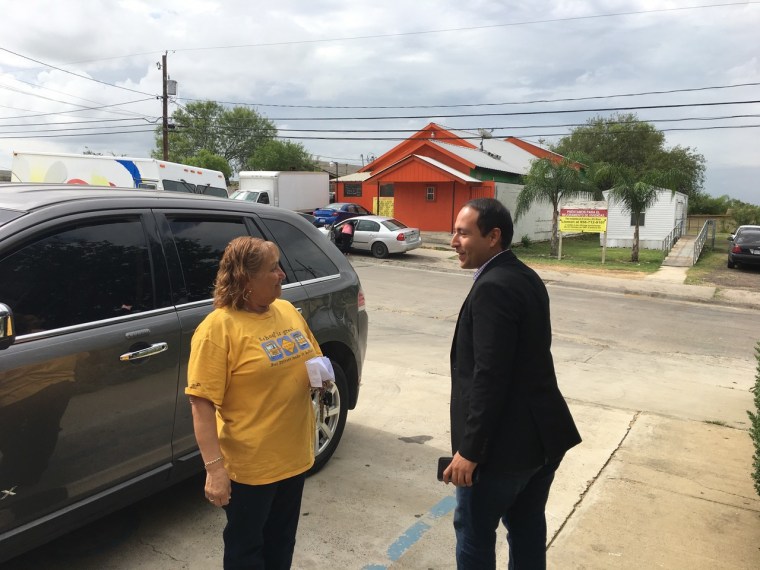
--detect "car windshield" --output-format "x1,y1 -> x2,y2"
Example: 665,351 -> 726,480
381,219 -> 408,231
230,190 -> 259,201
317,204 -> 342,211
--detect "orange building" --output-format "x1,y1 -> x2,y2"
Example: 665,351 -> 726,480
334,123 -> 568,231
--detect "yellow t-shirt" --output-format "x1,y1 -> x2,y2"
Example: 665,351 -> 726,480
185,299 -> 320,485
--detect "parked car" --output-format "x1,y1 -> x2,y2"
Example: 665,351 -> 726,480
319,215 -> 423,258
727,225 -> 760,268
0,183 -> 368,563
298,212 -> 317,224
312,202 -> 372,227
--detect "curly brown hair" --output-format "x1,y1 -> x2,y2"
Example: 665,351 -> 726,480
213,237 -> 279,309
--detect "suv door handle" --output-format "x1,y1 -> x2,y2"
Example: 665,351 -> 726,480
120,342 -> 168,362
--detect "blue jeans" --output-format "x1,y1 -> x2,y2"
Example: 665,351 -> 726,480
453,459 -> 561,570
222,474 -> 305,570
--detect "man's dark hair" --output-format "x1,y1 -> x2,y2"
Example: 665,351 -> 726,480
465,198 -> 514,249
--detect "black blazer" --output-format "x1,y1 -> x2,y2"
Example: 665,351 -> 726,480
450,250 -> 581,472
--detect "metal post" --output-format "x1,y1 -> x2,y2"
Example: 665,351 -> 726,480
162,52 -> 168,161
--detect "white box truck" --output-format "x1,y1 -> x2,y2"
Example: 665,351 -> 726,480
231,171 -> 329,212
10,151 -> 228,197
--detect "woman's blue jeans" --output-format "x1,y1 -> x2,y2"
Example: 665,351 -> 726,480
453,459 -> 561,569
222,474 -> 305,570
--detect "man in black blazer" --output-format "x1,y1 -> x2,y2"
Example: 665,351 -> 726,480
443,198 -> 581,569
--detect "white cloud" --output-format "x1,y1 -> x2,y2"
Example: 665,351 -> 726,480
1,0 -> 759,203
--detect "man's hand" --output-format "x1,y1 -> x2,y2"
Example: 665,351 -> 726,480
443,452 -> 478,487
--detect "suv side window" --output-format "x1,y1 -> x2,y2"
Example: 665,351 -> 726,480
261,218 -> 339,282
166,216 -> 260,302
0,218 -> 154,335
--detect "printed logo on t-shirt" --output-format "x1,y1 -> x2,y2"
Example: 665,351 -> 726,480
260,329 -> 312,362
262,340 -> 284,361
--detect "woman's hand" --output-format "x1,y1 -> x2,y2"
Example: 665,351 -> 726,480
204,462 -> 232,507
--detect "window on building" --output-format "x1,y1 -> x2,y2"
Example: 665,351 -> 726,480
630,212 -> 646,226
344,182 -> 362,197
379,183 -> 395,197
426,186 -> 436,202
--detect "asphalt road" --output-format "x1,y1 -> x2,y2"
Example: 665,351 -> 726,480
5,258 -> 758,569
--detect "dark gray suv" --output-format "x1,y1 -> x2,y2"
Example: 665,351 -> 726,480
0,184 -> 368,563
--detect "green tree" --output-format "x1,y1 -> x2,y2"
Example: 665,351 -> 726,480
246,140 -> 318,171
596,164 -> 685,262
731,204 -> 760,226
554,113 -> 705,196
688,191 -> 731,215
153,101 -> 277,172
515,157 -> 598,257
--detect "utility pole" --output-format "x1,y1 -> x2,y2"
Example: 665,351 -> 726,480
162,52 -> 168,160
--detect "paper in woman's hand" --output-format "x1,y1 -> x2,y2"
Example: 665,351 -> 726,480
305,356 -> 335,388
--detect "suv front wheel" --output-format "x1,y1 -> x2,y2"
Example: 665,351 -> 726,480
310,359 -> 349,473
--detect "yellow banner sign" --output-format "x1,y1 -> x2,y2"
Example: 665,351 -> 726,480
559,208 -> 608,233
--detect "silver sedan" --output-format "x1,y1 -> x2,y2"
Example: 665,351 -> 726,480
320,215 -> 423,258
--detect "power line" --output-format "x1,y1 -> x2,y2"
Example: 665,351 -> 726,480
168,2 -> 760,54
255,99 -> 760,121
256,114 -> 760,133
186,81 -> 760,110
0,128 -> 156,140
0,47 -> 157,98
0,97 -> 158,120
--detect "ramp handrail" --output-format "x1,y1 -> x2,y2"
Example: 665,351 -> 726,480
693,219 -> 714,264
662,219 -> 684,253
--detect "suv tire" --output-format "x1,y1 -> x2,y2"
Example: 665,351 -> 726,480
310,359 -> 349,473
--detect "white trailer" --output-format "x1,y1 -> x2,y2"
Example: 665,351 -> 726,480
10,151 -> 228,197
232,171 -> 329,212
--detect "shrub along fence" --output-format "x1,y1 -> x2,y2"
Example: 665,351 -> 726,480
749,342 -> 760,497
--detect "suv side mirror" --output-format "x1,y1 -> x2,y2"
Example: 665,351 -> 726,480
0,302 -> 17,350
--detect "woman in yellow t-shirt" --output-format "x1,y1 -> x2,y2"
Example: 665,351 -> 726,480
186,236 -> 320,569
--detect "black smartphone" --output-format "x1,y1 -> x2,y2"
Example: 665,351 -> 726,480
437,456 -> 480,483
437,456 -> 452,481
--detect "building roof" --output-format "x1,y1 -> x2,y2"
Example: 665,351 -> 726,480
337,172 -> 372,182
412,155 -> 481,182
438,128 -> 542,174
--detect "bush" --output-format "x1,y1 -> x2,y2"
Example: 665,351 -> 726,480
749,342 -> 760,497
520,235 -> 533,248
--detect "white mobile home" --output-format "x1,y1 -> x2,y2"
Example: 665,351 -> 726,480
603,189 -> 688,249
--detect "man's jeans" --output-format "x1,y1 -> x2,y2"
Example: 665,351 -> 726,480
453,459 -> 562,569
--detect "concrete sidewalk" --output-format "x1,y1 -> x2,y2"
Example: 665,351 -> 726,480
413,232 -> 760,310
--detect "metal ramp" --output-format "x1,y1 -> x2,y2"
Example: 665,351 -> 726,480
662,235 -> 696,267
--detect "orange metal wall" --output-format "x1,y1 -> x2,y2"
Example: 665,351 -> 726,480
391,181 -> 496,232
336,180 -> 495,231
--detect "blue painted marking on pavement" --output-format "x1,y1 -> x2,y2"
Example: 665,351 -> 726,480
387,520 -> 431,561
361,494 -> 458,569
429,494 -> 457,519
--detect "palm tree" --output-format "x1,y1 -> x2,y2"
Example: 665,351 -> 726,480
515,157 -> 597,257
595,164 -> 685,262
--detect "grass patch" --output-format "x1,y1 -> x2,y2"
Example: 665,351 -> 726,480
513,233 -> 665,274
685,233 -> 729,285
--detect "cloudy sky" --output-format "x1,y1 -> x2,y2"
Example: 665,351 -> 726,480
1,0 -> 758,203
